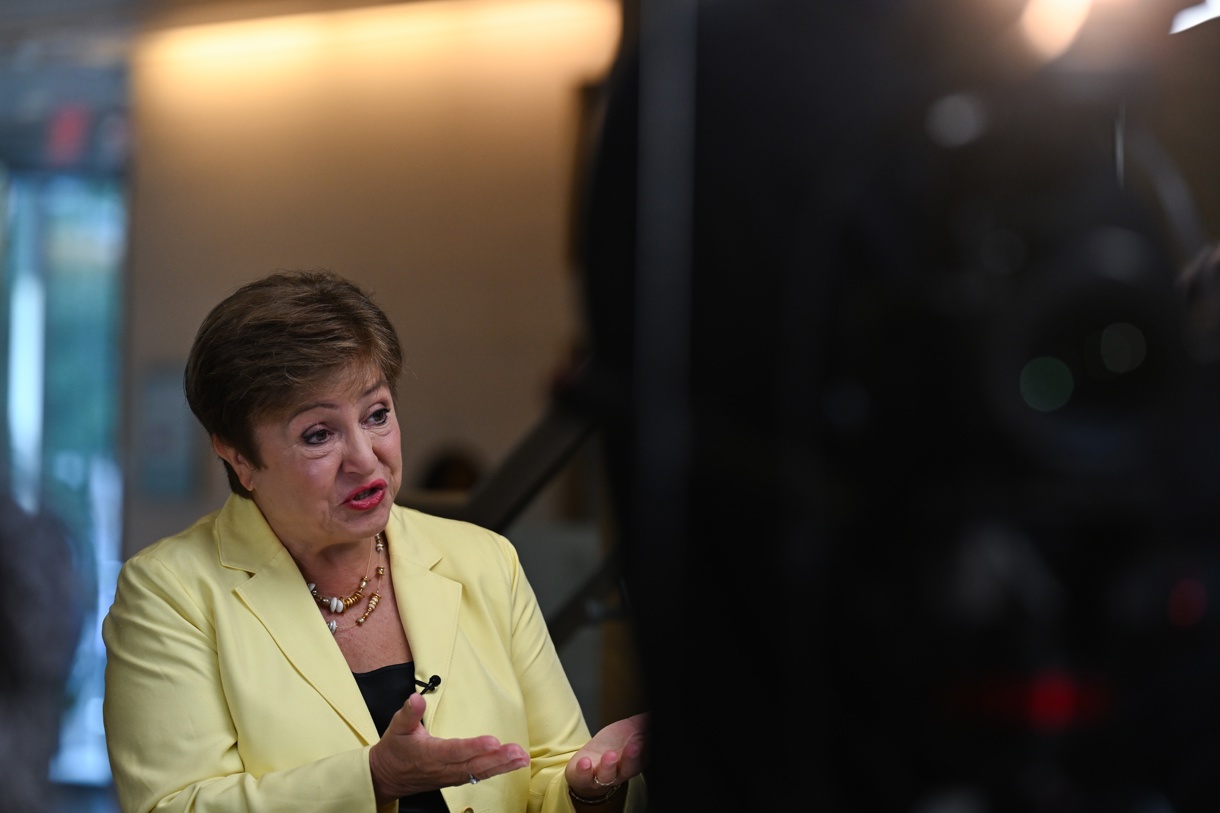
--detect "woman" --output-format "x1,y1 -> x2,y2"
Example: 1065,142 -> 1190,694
103,270 -> 646,813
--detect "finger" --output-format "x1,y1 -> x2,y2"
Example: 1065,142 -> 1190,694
386,692 -> 427,735
461,744 -> 529,785
470,742 -> 527,771
434,735 -> 520,777
431,734 -> 502,763
593,751 -> 620,787
404,691 -> 425,718
615,747 -> 645,781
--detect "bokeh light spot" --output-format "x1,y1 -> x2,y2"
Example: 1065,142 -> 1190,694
1099,321 -> 1146,374
1169,577 -> 1207,628
1020,356 -> 1074,412
926,93 -> 986,148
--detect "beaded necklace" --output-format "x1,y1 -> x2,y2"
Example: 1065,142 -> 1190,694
308,531 -> 386,634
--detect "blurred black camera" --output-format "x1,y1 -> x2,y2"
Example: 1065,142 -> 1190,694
814,30 -> 1220,813
580,3 -> 1220,810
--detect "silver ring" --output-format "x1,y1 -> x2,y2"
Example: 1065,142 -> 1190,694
593,774 -> 616,788
468,774 -> 479,785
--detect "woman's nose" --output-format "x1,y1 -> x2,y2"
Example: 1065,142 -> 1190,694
344,429 -> 379,472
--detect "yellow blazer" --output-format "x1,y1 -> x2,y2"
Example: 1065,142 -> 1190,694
103,494 -> 639,813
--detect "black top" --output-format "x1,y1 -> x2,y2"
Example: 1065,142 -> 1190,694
353,662 -> 449,813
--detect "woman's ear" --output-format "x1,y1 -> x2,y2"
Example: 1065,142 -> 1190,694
211,435 -> 257,493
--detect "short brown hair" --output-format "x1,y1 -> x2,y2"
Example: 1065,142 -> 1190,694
184,270 -> 403,497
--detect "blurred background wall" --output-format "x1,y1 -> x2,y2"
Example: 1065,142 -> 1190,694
123,0 -> 620,553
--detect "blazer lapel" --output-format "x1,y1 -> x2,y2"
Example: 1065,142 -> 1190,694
385,510 -> 462,729
216,495 -> 380,744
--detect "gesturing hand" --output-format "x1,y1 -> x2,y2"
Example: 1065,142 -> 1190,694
368,692 -> 530,806
564,712 -> 648,800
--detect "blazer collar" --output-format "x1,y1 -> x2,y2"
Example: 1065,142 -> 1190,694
214,495 -> 379,743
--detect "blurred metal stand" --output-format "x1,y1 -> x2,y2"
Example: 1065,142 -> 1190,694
397,381 -> 622,649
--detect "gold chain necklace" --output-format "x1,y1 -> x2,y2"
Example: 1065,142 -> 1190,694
308,531 -> 386,634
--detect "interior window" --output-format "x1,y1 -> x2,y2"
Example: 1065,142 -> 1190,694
1,170 -> 126,789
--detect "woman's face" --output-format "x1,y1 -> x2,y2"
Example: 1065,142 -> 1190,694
215,368 -> 402,555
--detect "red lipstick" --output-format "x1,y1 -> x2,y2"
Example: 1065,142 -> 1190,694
345,479 -> 386,511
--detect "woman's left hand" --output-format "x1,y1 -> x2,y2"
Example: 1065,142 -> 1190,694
565,712 -> 648,799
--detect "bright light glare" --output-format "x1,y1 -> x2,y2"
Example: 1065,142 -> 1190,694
1019,0 -> 1093,61
143,17 -> 323,61
139,0 -> 618,63
8,274 -> 44,513
1172,0 -> 1220,32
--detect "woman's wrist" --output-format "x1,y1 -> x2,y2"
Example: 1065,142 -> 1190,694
368,742 -> 400,807
568,780 -> 622,806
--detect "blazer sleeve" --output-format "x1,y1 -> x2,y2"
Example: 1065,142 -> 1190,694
458,529 -> 645,813
102,549 -> 388,813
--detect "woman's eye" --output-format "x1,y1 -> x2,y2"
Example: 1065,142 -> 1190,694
367,407 -> 391,426
303,428 -> 332,445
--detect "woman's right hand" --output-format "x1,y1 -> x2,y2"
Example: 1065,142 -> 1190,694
368,692 -> 530,805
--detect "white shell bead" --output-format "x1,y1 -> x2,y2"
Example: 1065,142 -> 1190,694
328,620 -> 338,634
329,597 -> 344,613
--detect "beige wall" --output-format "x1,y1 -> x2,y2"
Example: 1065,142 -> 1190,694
122,0 -> 621,555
